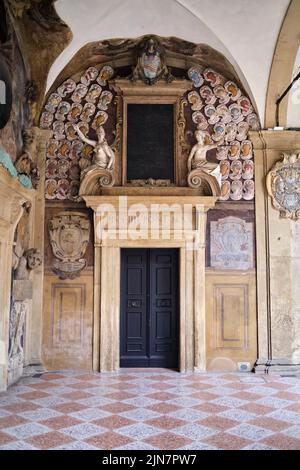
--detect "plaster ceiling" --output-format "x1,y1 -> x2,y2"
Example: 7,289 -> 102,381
47,0 -> 290,126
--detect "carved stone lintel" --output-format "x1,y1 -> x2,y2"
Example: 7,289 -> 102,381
187,169 -> 221,196
266,152 -> 300,220
48,212 -> 90,280
79,166 -> 115,196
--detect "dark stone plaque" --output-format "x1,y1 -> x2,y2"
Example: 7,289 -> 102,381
127,104 -> 174,181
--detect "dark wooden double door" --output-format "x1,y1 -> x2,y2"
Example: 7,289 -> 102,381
120,249 -> 179,368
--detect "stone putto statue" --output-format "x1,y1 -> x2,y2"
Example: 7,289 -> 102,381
74,124 -> 115,171
187,129 -> 221,184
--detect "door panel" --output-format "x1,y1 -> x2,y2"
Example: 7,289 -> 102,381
120,248 -> 179,368
149,250 -> 178,367
120,250 -> 148,366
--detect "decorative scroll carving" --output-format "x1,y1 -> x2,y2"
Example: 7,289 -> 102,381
131,36 -> 173,85
187,169 -> 221,196
48,212 -> 90,279
266,153 -> 300,220
79,166 -> 115,196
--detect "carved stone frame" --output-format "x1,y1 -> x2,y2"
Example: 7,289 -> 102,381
112,79 -> 192,186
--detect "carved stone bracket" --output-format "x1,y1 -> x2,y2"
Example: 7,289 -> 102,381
79,166 -> 115,196
187,169 -> 221,196
48,212 -> 90,279
266,152 -> 300,220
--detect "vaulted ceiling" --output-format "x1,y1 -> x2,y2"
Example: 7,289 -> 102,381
47,0 -> 290,125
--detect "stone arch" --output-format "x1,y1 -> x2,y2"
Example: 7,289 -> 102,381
265,0 -> 300,127
39,35 -> 259,202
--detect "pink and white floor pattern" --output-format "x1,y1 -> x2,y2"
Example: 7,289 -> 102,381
0,369 -> 299,450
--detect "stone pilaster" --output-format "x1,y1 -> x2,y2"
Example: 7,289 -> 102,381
251,130 -> 300,373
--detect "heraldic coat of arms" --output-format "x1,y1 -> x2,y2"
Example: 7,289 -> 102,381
267,153 -> 300,220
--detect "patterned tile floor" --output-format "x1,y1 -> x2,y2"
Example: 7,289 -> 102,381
0,369 -> 300,450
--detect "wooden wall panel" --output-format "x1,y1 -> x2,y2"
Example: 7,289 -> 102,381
43,274 -> 93,370
206,270 -> 256,370
215,285 -> 248,349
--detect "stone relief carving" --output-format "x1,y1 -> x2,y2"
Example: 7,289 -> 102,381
131,36 -> 173,85
15,128 -> 40,189
266,152 -> 300,220
128,178 -> 172,187
9,204 -> 42,385
48,212 -> 90,279
210,216 -> 254,269
15,248 -> 42,280
8,300 -> 27,386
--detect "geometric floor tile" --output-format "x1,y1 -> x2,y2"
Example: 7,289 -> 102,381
25,431 -> 74,450
144,432 -> 192,450
0,440 -> 38,450
261,433 -> 300,450
173,423 -> 217,440
203,431 -> 252,450
0,369 -> 299,450
116,423 -> 160,439
226,423 -> 274,441
198,415 -> 237,430
4,423 -> 51,440
85,432 -> 133,450
248,416 -> 290,431
60,423 -> 106,440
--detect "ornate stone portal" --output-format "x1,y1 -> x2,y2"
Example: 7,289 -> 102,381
84,194 -> 217,372
48,212 -> 90,279
267,152 -> 300,220
39,35 -> 260,374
